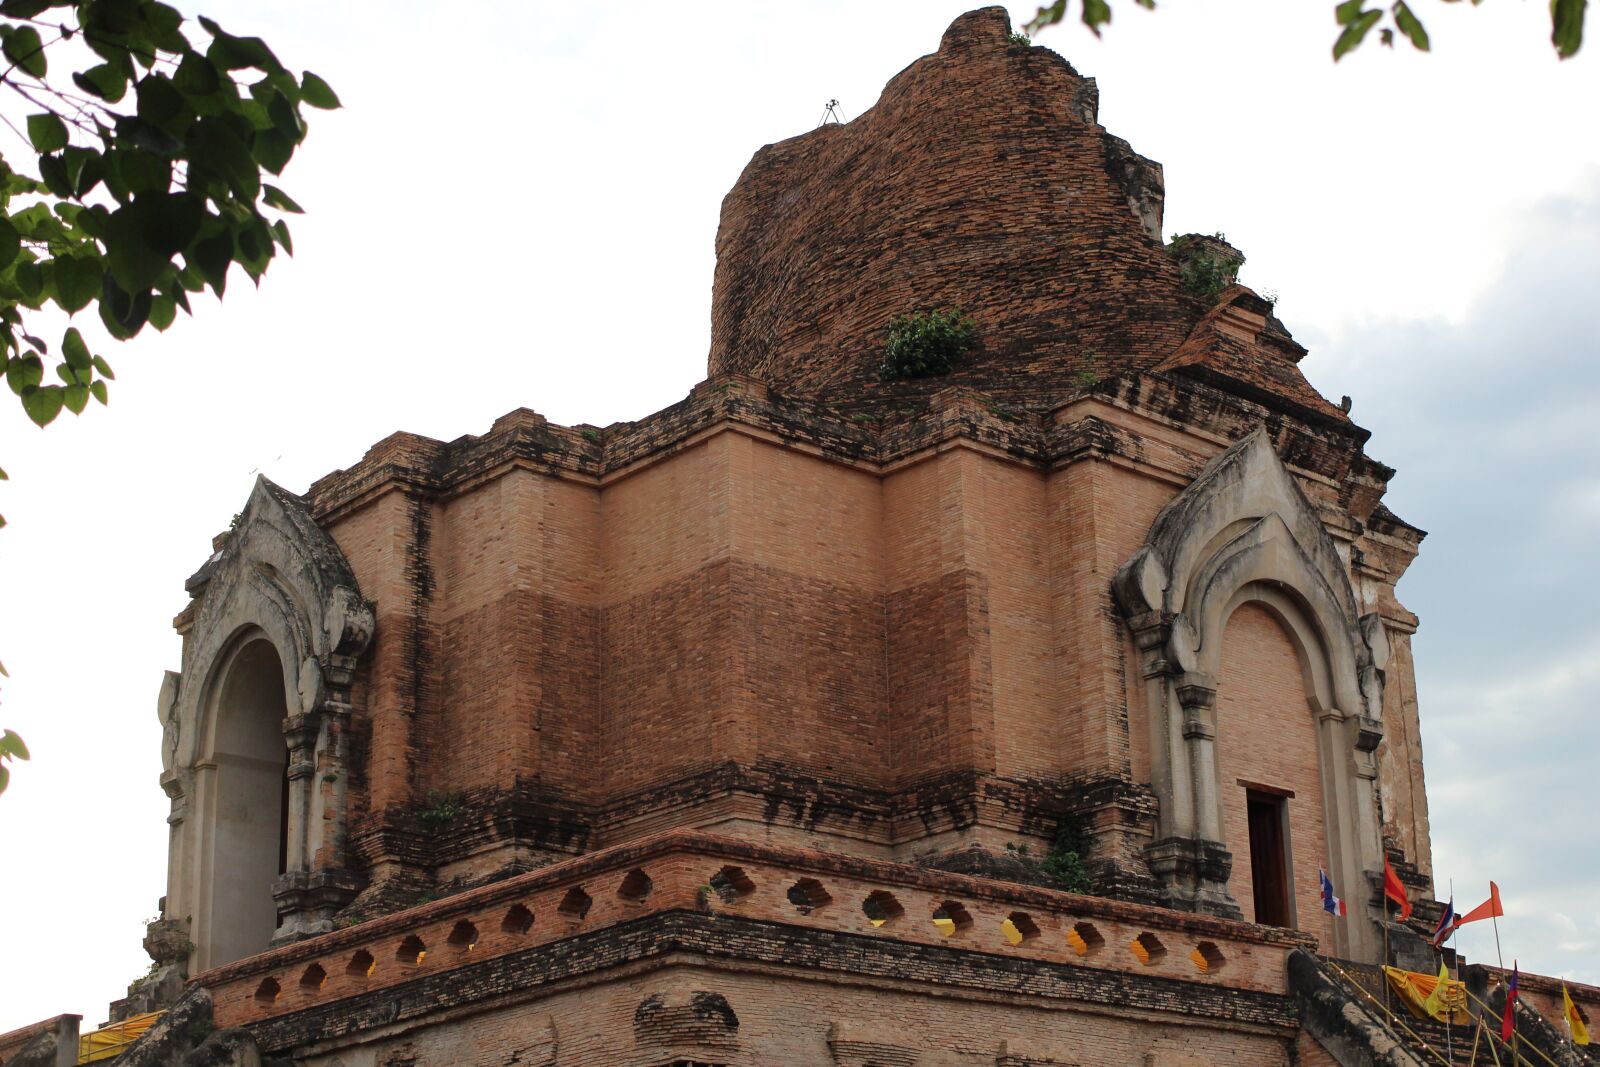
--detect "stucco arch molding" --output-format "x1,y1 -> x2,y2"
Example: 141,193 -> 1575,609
1112,430 -> 1388,728
164,476 -> 373,778
1111,429 -> 1388,948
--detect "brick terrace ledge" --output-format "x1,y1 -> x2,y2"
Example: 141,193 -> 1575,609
196,829 -> 1314,1029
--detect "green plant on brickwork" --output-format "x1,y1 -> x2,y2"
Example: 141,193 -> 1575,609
879,308 -> 977,382
1071,357 -> 1101,390
1042,821 -> 1091,893
418,790 -> 466,829
1007,29 -> 1032,46
1167,233 -> 1240,305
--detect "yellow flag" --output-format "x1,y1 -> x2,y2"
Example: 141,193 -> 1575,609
1423,960 -> 1450,1021
1562,982 -> 1590,1046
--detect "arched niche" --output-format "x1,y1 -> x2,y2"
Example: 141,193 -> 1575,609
1113,430 -> 1387,960
158,476 -> 374,973
198,633 -> 292,969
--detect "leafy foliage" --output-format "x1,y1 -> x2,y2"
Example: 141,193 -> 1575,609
1041,821 -> 1091,893
0,1 -> 332,800
1025,0 -> 1587,59
0,0 -> 337,452
0,720 -> 28,794
879,308 -> 977,382
1167,232 -> 1241,304
418,790 -> 467,829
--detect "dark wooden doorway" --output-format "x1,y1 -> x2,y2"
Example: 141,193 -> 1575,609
1246,789 -> 1291,926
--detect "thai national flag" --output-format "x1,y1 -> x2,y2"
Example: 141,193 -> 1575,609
1319,867 -> 1347,917
1502,962 -> 1520,1042
1431,897 -> 1457,948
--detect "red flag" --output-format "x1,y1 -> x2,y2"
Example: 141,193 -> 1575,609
1501,962 -> 1519,1042
1383,856 -> 1413,920
1456,882 -> 1505,929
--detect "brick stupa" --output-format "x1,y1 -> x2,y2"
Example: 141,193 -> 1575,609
6,9 -> 1594,1067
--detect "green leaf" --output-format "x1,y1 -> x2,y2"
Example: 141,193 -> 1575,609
261,184 -> 303,213
92,354 -> 114,379
1080,0 -> 1112,35
0,218 -> 19,271
1335,0 -> 1368,24
174,52 -> 220,95
149,292 -> 176,330
251,129 -> 294,175
0,763 -> 9,794
190,229 -> 232,296
0,730 -> 25,760
0,0 -> 55,17
109,148 -> 172,198
136,73 -> 187,128
105,193 -> 203,291
3,24 -> 46,78
62,325 -> 90,369
21,383 -> 63,426
73,62 -> 128,103
38,153 -> 72,199
300,71 -> 340,109
1552,0 -> 1586,57
90,378 -> 108,404
1392,1 -> 1431,50
1025,0 -> 1067,33
27,113 -> 67,153
99,274 -> 151,338
188,118 -> 258,201
1333,8 -> 1383,58
14,260 -> 44,303
63,382 -> 88,413
271,219 -> 292,255
52,254 -> 102,313
6,353 -> 41,394
266,89 -> 302,142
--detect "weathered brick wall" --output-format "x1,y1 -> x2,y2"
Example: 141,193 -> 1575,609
707,7 -> 1196,407
285,962 -> 1296,1067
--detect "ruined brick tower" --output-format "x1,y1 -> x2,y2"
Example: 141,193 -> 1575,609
10,9 -> 1597,1067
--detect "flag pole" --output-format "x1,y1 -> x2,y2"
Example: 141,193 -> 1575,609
1383,901 -> 1391,1014
1445,878 -> 1455,1065
1490,908 -> 1512,1063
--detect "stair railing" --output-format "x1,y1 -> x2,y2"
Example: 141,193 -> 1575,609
1321,958 -> 1462,1067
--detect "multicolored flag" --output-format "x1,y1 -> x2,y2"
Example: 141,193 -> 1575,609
1319,867 -> 1347,917
1456,882 -> 1505,930
1383,855 -> 1413,920
1563,982 -> 1591,1046
1431,897 -> 1457,947
1501,962 -> 1519,1043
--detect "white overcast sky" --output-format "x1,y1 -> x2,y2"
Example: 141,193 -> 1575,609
1,0 -> 1596,1031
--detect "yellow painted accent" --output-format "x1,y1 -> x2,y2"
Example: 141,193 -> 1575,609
1066,927 -> 1089,956
1190,946 -> 1210,973
1001,918 -> 1023,946
932,916 -> 956,937
1131,937 -> 1150,964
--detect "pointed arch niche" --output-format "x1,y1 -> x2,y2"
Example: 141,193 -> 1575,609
157,477 -> 374,972
1113,430 -> 1389,960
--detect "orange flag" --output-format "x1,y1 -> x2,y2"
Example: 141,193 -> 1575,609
1383,855 -> 1413,920
1456,882 -> 1504,929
